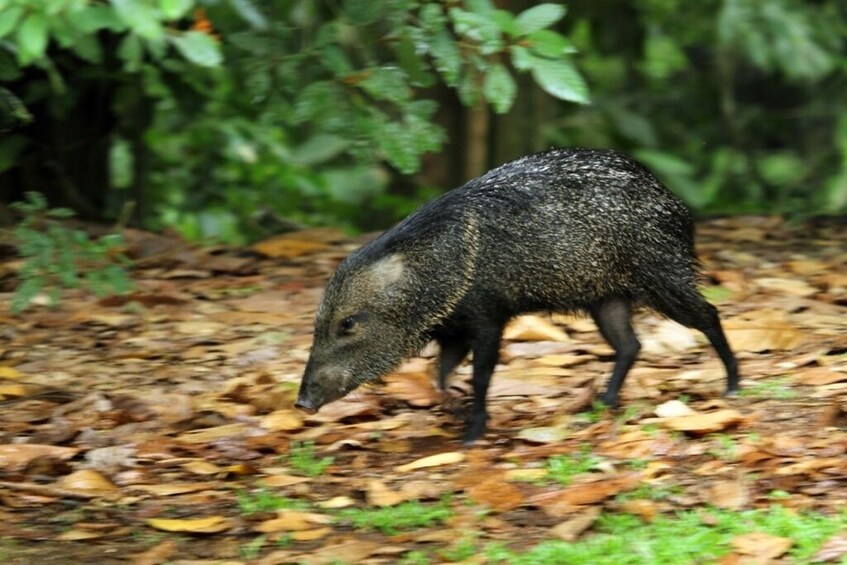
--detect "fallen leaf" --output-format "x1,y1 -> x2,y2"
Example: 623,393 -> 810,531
724,317 -> 804,352
56,528 -> 107,541
383,372 -> 441,407
254,511 -> 332,533
131,483 -> 217,496
261,474 -> 311,487
660,409 -> 744,434
504,315 -> 569,342
130,539 -> 177,565
641,320 -> 698,355
705,479 -> 748,510
260,410 -> 304,432
176,423 -> 248,444
517,425 -> 572,444
394,452 -> 465,473
291,527 -> 332,541
505,468 -> 548,482
366,479 -> 407,507
618,499 -> 659,522
811,534 -> 847,563
730,531 -> 793,559
754,277 -> 818,297
465,476 -> 524,512
146,516 -> 232,533
549,507 -> 601,541
654,399 -> 698,418
0,366 -> 25,380
55,470 -> 118,493
181,460 -> 223,475
0,445 -> 79,472
796,368 -> 847,386
318,496 -> 356,509
530,474 -> 641,516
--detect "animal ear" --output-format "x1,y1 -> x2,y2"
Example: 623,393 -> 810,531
367,253 -> 407,291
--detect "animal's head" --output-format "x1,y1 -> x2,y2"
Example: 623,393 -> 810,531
295,252 -> 424,413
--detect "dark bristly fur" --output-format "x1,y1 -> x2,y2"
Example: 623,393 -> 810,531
296,148 -> 740,443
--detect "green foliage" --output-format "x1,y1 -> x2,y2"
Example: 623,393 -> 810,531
8,192 -> 133,314
545,445 -> 606,485
236,490 -> 309,515
486,506 -> 847,564
287,441 -> 334,477
238,535 -> 267,560
739,377 -> 798,400
339,498 -> 453,535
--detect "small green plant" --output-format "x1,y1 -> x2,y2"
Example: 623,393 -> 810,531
624,458 -> 650,471
239,535 -> 267,560
545,445 -> 605,485
739,377 -> 798,400
439,533 -> 479,562
288,441 -> 334,477
339,498 -> 453,535
236,490 -> 309,515
8,192 -> 132,313
708,434 -> 739,461
616,483 -> 684,502
484,506 -> 847,564
577,402 -> 609,424
398,550 -> 432,565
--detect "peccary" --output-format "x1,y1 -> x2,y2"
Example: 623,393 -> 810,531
295,148 -> 739,443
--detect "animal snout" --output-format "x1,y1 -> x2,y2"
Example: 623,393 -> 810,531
294,397 -> 319,414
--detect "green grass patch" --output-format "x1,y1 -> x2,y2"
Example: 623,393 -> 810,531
288,441 -> 334,477
739,377 -> 798,400
545,445 -> 606,485
236,490 -> 309,515
485,506 -> 847,564
339,498 -> 453,535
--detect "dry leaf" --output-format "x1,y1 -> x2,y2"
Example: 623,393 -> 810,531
131,483 -> 217,496
181,460 -> 222,475
504,315 -> 569,342
366,479 -> 407,507
706,479 -> 749,510
654,399 -> 698,418
730,531 -> 793,559
660,409 -> 744,434
754,277 -> 818,297
394,452 -> 465,472
130,539 -> 177,565
383,372 -> 441,407
811,534 -> 847,563
517,425 -> 572,444
146,516 -> 232,533
618,499 -> 659,522
260,410 -> 304,432
505,468 -> 548,482
0,445 -> 79,472
254,511 -> 331,533
530,474 -> 641,515
261,474 -> 311,487
56,528 -> 107,541
0,366 -> 25,380
318,496 -> 356,509
56,470 -> 118,493
465,476 -> 524,512
549,507 -> 601,541
291,527 -> 332,541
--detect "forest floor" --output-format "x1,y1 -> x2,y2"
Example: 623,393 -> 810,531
0,217 -> 845,565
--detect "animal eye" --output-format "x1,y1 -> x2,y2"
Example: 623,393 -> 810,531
338,317 -> 357,335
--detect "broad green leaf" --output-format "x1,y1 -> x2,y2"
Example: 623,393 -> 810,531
117,35 -> 143,71
466,0 -> 495,15
491,9 -> 520,37
112,0 -> 164,40
360,66 -> 410,103
430,30 -> 461,85
15,12 -> 49,64
343,0 -> 381,25
170,31 -> 222,67
229,0 -> 267,29
0,5 -> 24,38
509,45 -> 533,71
527,29 -> 577,57
159,0 -> 193,19
483,63 -> 516,114
109,138 -> 133,189
516,3 -> 565,35
68,5 -> 126,33
530,57 -> 589,104
292,135 -> 348,166
70,33 -> 103,64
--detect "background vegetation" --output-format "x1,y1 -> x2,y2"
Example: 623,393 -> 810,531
1,0 -> 845,243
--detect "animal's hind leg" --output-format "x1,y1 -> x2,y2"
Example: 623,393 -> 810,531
436,337 -> 471,391
590,297 -> 641,407
654,288 -> 740,395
